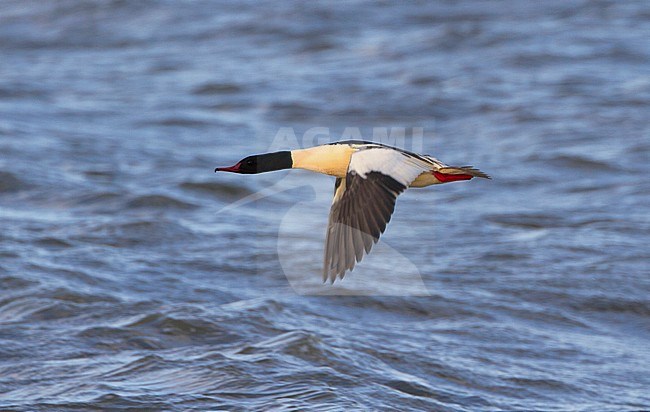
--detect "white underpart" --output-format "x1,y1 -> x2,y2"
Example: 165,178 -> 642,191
348,148 -> 431,185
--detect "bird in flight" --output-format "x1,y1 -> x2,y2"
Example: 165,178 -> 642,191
216,140 -> 489,283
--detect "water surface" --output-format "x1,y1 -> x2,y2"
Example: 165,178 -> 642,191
1,1 -> 649,410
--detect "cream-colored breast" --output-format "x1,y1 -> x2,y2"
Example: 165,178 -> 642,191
291,145 -> 354,177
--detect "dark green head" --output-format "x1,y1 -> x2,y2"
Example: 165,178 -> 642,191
215,151 -> 292,174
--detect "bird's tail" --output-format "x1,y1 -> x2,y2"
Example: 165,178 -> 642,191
438,166 -> 491,179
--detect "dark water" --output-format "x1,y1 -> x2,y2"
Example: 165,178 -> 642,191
1,1 -> 649,410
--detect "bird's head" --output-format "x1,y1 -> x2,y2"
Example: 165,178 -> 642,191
215,151 -> 292,174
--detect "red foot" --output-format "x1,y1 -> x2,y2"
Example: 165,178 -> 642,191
432,171 -> 473,183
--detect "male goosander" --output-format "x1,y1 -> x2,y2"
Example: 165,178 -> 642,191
215,140 -> 489,283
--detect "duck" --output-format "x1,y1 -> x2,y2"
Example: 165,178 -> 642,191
215,140 -> 489,283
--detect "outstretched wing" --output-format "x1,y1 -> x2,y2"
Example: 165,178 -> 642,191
322,148 -> 431,282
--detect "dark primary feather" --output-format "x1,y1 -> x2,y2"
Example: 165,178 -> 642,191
323,171 -> 407,282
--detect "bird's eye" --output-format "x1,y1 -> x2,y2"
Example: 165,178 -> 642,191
246,160 -> 254,166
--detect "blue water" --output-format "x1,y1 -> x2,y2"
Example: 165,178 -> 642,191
1,1 -> 649,410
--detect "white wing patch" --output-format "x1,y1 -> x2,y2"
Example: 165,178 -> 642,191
348,147 -> 431,185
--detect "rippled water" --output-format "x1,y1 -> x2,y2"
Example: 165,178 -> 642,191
1,1 -> 649,410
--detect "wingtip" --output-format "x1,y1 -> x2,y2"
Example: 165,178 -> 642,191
322,267 -> 335,284
322,266 -> 346,285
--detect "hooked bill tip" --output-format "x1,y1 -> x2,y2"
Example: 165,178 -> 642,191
215,163 -> 241,173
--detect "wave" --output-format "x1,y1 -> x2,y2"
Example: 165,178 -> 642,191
192,83 -> 243,96
0,171 -> 29,192
179,181 -> 254,199
126,194 -> 197,210
69,219 -> 198,248
570,296 -> 650,316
